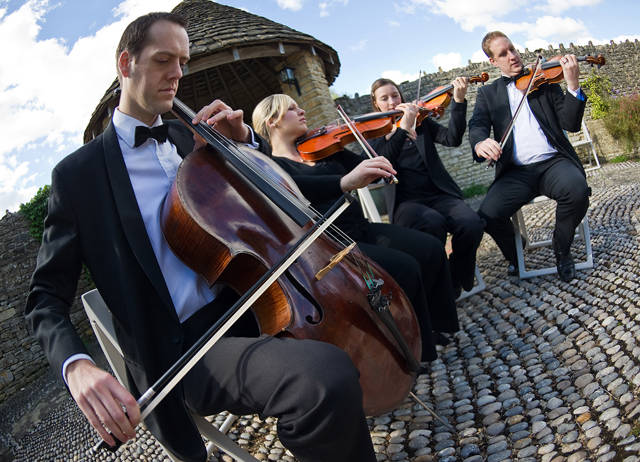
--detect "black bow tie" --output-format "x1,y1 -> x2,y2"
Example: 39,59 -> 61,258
134,124 -> 169,147
501,75 -> 517,85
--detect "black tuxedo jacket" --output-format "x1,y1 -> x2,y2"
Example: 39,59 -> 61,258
468,79 -> 586,180
370,100 -> 467,221
25,120 -> 266,461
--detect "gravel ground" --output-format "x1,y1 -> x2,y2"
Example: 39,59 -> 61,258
2,161 -> 640,462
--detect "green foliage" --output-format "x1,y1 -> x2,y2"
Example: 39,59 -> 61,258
582,71 -> 612,119
19,185 -> 50,241
609,154 -> 629,163
19,184 -> 95,287
603,94 -> 640,154
462,184 -> 488,198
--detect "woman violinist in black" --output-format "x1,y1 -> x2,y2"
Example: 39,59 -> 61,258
252,94 -> 459,361
369,78 -> 485,296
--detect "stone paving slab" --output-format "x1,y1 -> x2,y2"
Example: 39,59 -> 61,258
2,162 -> 640,462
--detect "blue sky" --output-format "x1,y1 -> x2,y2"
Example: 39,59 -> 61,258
0,0 -> 638,213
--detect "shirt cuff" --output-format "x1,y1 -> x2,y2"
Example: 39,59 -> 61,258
245,125 -> 260,149
567,87 -> 586,101
62,354 -> 95,386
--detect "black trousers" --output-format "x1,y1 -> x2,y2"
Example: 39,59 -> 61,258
180,292 -> 376,462
478,156 -> 589,264
357,222 -> 459,361
393,194 -> 485,291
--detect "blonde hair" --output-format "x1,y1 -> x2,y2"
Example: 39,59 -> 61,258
482,31 -> 508,58
252,94 -> 297,141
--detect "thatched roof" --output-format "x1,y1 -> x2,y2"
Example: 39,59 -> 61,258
84,0 -> 341,141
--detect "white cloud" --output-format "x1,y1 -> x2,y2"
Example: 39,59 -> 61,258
394,0 -> 528,31
349,39 -> 367,52
484,20 -> 531,37
277,0 -> 304,11
388,20 -> 401,27
0,0 -> 180,212
432,52 -> 462,71
520,16 -> 589,51
381,70 -> 420,84
536,0 -> 602,13
471,49 -> 489,62
319,0 -> 347,17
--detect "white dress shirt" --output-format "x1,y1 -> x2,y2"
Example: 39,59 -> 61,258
63,109 -> 227,382
505,81 -> 557,165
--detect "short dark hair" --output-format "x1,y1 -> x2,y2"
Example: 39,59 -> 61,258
370,78 -> 405,111
116,12 -> 187,61
482,31 -> 508,58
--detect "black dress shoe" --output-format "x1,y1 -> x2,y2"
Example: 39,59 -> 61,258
433,331 -> 451,346
556,252 -> 576,282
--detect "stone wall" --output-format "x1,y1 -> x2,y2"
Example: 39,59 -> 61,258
280,51 -> 337,128
335,39 -> 640,192
0,212 -> 93,403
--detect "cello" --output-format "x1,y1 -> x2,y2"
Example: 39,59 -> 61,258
160,97 -> 422,416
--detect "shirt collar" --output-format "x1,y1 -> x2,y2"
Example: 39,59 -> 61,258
113,108 -> 164,148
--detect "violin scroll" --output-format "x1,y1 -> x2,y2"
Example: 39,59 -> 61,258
585,54 -> 605,68
469,72 -> 489,84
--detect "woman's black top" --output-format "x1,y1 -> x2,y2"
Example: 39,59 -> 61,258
271,150 -> 369,240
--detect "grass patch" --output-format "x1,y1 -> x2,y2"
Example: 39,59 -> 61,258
609,155 -> 629,163
462,184 -> 489,198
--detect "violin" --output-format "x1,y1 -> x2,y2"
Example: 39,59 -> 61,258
515,54 -> 605,92
297,72 -> 489,161
486,54 -> 605,168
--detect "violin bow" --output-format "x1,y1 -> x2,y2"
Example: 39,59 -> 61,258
412,71 -> 422,132
335,105 -> 399,184
487,54 -> 542,168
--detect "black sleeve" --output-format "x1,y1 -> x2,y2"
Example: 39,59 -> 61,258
468,87 -> 492,163
369,128 -> 409,164
24,165 -> 88,380
272,156 -> 344,203
426,99 -> 467,147
550,84 -> 586,133
253,131 -> 273,157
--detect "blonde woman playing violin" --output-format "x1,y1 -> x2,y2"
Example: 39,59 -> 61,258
253,94 -> 461,360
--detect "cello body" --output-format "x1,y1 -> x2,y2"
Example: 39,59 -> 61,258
161,144 -> 421,416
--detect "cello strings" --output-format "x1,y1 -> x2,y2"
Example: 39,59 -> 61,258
173,99 -> 358,252
174,101 -> 392,286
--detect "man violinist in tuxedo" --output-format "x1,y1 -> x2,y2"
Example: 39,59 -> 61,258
25,11 -> 376,462
469,31 -> 590,282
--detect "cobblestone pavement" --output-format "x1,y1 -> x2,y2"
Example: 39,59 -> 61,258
2,162 -> 640,462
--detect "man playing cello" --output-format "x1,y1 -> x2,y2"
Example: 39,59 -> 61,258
25,11 -> 376,462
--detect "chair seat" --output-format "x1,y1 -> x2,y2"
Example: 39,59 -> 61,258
511,196 -> 593,279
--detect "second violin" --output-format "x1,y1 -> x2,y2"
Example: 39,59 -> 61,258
296,73 -> 488,161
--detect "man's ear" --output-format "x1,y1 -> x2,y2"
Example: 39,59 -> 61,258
118,50 -> 132,78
